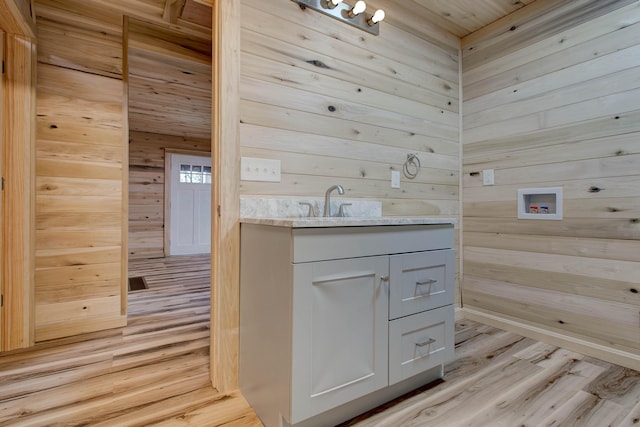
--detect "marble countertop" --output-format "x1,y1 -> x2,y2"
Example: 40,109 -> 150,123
240,216 -> 458,228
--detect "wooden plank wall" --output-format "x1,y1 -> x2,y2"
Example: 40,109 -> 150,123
32,0 -> 213,340
34,5 -> 127,341
238,0 -> 460,220
461,0 -> 640,365
129,131 -> 210,259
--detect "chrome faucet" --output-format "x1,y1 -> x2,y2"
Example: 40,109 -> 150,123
323,184 -> 344,217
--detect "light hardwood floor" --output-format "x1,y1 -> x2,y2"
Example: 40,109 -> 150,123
1,256 -> 638,426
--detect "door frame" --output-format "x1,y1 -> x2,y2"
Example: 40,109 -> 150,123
164,150 -> 212,256
0,1 -> 36,352
210,0 -> 240,392
0,29 -> 4,346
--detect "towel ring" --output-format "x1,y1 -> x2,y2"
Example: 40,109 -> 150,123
403,154 -> 420,179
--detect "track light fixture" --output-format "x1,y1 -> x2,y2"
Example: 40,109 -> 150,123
292,0 -> 385,36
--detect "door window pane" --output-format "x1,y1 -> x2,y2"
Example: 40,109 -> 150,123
178,162 -> 211,184
192,165 -> 203,183
180,164 -> 192,183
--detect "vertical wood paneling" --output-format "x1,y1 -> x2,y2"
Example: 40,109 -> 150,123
128,131 -> 210,259
461,1 -> 640,364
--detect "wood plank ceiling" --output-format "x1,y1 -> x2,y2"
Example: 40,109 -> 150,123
384,0 -> 538,38
126,0 -> 212,139
124,0 -> 538,140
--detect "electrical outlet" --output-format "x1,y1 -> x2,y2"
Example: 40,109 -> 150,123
241,157 -> 281,182
482,169 -> 495,186
391,170 -> 401,189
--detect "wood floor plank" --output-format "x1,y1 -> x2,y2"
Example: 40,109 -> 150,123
617,399 -> 640,426
345,321 -> 640,427
463,358 -> 606,426
584,365 -> 640,410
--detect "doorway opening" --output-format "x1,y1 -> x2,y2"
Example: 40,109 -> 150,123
124,15 -> 213,317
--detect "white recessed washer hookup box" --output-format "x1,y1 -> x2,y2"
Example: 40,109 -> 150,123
517,187 -> 563,220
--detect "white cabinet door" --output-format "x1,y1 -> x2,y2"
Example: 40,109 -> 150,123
291,256 -> 389,423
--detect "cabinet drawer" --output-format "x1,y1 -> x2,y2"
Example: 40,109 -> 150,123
389,249 -> 455,320
293,225 -> 454,263
389,305 -> 454,386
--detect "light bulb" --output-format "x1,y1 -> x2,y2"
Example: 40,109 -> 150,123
327,0 -> 343,8
350,0 -> 366,16
369,9 -> 385,24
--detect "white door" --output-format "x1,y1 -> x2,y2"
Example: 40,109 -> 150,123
168,153 -> 212,255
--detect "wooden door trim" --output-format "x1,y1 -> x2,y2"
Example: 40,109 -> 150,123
121,16 -> 130,316
210,0 -> 241,392
1,32 -> 36,351
0,0 -> 36,39
0,30 -> 3,346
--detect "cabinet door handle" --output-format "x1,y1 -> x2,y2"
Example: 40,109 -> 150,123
416,279 -> 437,286
415,338 -> 436,347
380,275 -> 390,282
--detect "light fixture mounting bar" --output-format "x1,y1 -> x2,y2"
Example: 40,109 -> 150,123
291,0 -> 380,36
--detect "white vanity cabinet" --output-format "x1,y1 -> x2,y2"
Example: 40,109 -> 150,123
239,222 -> 455,427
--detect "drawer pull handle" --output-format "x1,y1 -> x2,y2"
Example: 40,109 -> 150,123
416,279 -> 437,286
380,275 -> 390,282
416,338 -> 436,347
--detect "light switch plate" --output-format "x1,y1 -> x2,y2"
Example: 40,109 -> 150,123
482,169 -> 495,186
241,157 -> 281,182
391,170 -> 401,188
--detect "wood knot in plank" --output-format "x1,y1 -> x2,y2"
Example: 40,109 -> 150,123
306,60 -> 330,69
588,186 -> 601,193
